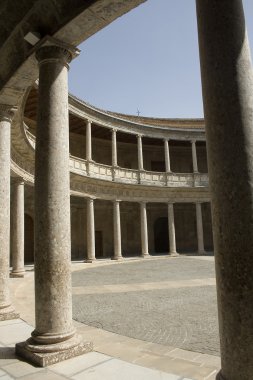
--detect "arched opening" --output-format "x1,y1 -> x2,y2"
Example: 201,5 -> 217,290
154,217 -> 169,254
174,203 -> 197,253
24,214 -> 34,264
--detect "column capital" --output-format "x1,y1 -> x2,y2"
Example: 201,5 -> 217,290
168,201 -> 175,205
137,134 -> 143,139
35,36 -> 79,68
13,177 -> 25,186
164,138 -> 170,143
86,196 -> 96,202
0,105 -> 16,123
113,199 -> 121,203
191,139 -> 197,144
86,119 -> 92,125
35,36 -> 80,67
111,128 -> 117,133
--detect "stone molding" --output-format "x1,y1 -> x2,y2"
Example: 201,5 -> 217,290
0,105 -> 16,123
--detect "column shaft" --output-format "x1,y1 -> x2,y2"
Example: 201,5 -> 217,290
196,1 -> 253,379
196,203 -> 205,254
140,202 -> 149,257
137,135 -> 144,170
0,106 -> 18,320
191,140 -> 198,173
11,179 -> 25,277
112,129 -> 118,167
164,140 -> 171,172
113,201 -> 122,260
86,120 -> 92,161
168,203 -> 177,255
86,198 -> 96,262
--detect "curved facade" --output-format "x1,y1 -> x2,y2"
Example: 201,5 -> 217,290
11,85 -> 213,262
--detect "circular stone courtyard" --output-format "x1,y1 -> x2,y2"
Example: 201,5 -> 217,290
72,256 -> 219,356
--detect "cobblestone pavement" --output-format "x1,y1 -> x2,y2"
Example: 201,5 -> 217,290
72,256 -> 219,356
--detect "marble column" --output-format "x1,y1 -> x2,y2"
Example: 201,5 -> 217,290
140,202 -> 149,257
0,105 -> 19,321
111,129 -> 118,167
191,140 -> 198,173
164,139 -> 171,172
16,41 -> 92,366
196,1 -> 253,379
86,198 -> 96,262
196,202 -> 205,254
11,178 -> 25,278
86,120 -> 92,161
113,200 -> 122,260
137,134 -> 144,171
168,203 -> 177,256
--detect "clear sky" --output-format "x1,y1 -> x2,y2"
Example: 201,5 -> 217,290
69,0 -> 253,118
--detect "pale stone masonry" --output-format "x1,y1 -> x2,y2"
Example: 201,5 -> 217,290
0,0 -> 252,376
0,105 -> 19,321
11,179 -> 25,278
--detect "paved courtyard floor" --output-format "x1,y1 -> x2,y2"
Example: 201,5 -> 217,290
0,255 -> 220,380
72,256 -> 219,356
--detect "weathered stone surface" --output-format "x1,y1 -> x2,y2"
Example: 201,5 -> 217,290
16,337 -> 93,367
11,178 -> 25,278
196,0 -> 253,378
0,105 -> 19,320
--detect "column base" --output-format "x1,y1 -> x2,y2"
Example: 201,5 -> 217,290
169,252 -> 179,257
111,256 -> 123,261
198,251 -> 206,255
10,270 -> 25,278
16,334 -> 93,367
84,258 -> 96,263
141,253 -> 150,258
0,305 -> 20,321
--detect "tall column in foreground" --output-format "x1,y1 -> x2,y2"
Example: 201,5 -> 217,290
196,1 -> 253,379
11,178 -> 25,277
113,200 -> 123,260
140,202 -> 149,257
196,202 -> 205,255
168,203 -> 177,256
16,40 -> 92,366
0,105 -> 19,321
86,198 -> 96,262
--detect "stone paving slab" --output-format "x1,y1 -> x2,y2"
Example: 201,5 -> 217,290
4,256 -> 220,379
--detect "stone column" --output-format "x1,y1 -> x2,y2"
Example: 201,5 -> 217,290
86,120 -> 92,161
196,202 -> 205,254
140,202 -> 149,258
137,134 -> 144,171
16,40 -> 92,366
168,203 -> 177,256
191,140 -> 198,173
196,1 -> 253,379
164,139 -> 171,172
11,178 -> 25,278
0,105 -> 19,321
113,200 -> 123,260
86,198 -> 96,263
111,129 -> 118,167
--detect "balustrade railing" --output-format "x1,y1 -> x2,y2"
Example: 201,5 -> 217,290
24,124 -> 209,188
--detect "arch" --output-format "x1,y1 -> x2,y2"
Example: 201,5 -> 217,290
154,217 -> 169,254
